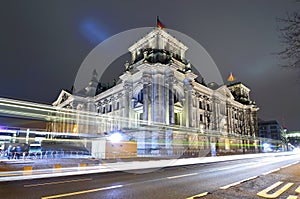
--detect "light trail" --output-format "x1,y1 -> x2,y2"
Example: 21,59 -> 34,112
0,96 -> 282,152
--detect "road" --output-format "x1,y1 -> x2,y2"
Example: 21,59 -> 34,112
0,153 -> 299,199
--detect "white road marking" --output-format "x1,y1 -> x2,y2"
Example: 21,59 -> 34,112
262,168 -> 280,175
167,173 -> 198,179
281,161 -> 299,169
220,176 -> 258,190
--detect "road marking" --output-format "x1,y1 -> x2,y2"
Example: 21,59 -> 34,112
0,173 -> 19,176
281,164 -> 293,169
257,181 -> 294,198
24,178 -> 93,187
167,173 -> 198,179
295,185 -> 300,194
219,176 -> 258,190
186,192 -> 208,199
243,176 -> 258,182
281,161 -> 299,169
213,162 -> 257,172
287,195 -> 298,199
41,185 -> 123,199
262,168 -> 280,175
220,181 -> 241,189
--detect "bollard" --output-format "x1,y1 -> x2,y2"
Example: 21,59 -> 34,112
79,163 -> 87,167
79,163 -> 87,169
23,166 -> 32,175
53,164 -> 62,172
54,164 -> 62,168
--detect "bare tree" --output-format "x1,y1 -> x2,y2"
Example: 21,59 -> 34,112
277,12 -> 300,68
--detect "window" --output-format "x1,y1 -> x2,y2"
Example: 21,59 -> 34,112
138,89 -> 143,103
115,101 -> 119,110
220,104 -> 226,115
175,113 -> 180,125
259,126 -> 267,130
102,106 -> 106,114
200,114 -> 203,122
270,125 -> 277,130
199,101 -> 202,109
174,91 -> 179,103
207,104 -> 210,111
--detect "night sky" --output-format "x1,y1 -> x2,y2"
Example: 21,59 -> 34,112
1,1 -> 300,130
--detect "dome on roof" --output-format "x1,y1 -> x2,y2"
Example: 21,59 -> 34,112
207,82 -> 220,90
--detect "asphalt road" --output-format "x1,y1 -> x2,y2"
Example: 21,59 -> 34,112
1,153 -> 299,199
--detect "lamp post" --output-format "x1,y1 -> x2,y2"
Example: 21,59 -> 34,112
283,128 -> 289,151
204,111 -> 214,156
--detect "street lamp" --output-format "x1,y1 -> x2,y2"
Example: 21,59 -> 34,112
203,111 -> 213,155
109,132 -> 123,143
283,128 -> 289,151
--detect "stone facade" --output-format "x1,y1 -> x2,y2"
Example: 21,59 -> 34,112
51,28 -> 259,156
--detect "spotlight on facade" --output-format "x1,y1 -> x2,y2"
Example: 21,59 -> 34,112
200,124 -> 204,133
262,143 -> 272,152
109,132 -> 123,143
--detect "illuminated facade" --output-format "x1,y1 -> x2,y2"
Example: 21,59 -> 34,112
52,28 -> 259,155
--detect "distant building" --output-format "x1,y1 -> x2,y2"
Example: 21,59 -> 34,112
258,120 -> 282,141
287,131 -> 300,148
258,119 -> 283,151
51,27 -> 259,156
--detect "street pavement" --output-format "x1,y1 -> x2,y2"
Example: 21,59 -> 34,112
0,152 -> 297,181
199,162 -> 300,199
0,152 -> 299,199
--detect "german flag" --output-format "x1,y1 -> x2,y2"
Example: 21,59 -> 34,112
157,16 -> 165,29
227,72 -> 236,82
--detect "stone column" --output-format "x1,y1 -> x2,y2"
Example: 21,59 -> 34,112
151,74 -> 158,122
86,98 -> 96,134
165,78 -> 170,125
123,82 -> 132,128
158,74 -> 165,123
142,74 -> 151,121
168,75 -> 174,124
183,79 -> 193,127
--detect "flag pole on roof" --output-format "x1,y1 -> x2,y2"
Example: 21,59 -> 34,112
157,16 -> 166,29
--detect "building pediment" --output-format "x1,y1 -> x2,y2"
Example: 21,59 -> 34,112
134,102 -> 143,108
174,101 -> 183,108
52,90 -> 72,106
216,85 -> 235,100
